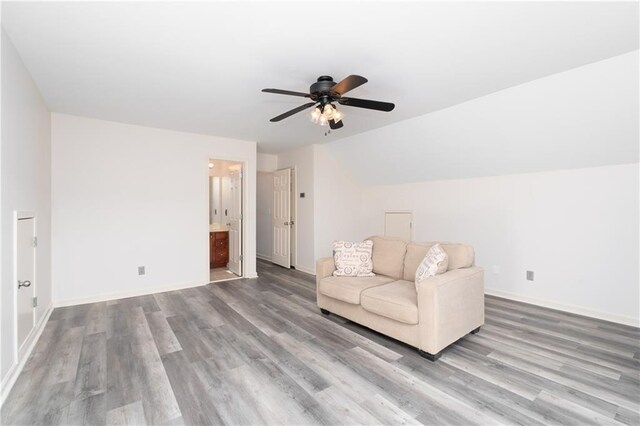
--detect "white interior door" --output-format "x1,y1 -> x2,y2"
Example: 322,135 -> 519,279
17,217 -> 36,351
272,168 -> 291,268
227,169 -> 242,275
385,211 -> 413,241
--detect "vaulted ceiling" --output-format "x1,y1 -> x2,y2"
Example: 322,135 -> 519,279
2,1 -> 638,153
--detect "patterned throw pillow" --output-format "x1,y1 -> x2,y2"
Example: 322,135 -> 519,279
414,243 -> 449,290
333,240 -> 375,277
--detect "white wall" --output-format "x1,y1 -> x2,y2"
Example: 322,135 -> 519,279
1,29 -> 52,391
51,113 -> 257,304
358,164 -> 639,325
256,171 -> 273,260
313,144 -> 363,261
256,153 -> 277,261
277,145 -> 315,274
257,153 -> 278,172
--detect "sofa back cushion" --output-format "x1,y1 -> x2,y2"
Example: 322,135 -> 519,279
367,236 -> 408,280
403,242 -> 475,281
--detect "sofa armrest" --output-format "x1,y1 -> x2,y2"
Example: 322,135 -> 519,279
315,257 -> 336,304
416,266 -> 484,354
316,257 -> 336,283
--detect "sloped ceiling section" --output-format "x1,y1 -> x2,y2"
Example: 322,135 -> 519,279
324,52 -> 639,185
2,1 -> 638,153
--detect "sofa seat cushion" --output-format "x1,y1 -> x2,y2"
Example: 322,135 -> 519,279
361,280 -> 419,325
318,275 -> 395,305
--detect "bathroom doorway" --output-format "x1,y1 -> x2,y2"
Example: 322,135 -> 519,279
209,158 -> 244,282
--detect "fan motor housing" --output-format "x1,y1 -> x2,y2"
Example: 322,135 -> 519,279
310,76 -> 337,99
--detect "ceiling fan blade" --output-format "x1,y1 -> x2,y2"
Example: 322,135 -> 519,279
330,75 -> 368,96
269,102 -> 316,122
329,119 -> 344,130
338,97 -> 395,112
262,88 -> 310,98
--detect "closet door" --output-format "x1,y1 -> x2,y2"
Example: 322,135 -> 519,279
384,211 -> 412,241
271,168 -> 291,268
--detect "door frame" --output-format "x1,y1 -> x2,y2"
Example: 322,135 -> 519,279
13,211 -> 37,359
290,166 -> 297,269
205,156 -> 246,282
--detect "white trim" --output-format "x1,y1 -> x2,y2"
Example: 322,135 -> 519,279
293,265 -> 315,276
244,272 -> 258,279
16,211 -> 36,220
0,303 -> 53,408
256,253 -> 272,262
54,280 -> 206,307
209,276 -> 244,284
485,288 -> 639,328
291,166 -> 297,268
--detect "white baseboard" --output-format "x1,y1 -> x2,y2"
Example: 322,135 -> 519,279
54,280 -> 206,307
1,303 -> 54,408
256,253 -> 271,262
293,265 -> 315,276
485,288 -> 639,328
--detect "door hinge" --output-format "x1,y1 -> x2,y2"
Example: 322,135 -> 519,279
239,255 -> 244,261
32,237 -> 38,247
32,297 -> 38,308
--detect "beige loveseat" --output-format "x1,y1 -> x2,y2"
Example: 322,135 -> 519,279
316,236 -> 484,361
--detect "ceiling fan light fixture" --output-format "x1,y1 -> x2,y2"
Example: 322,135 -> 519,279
310,107 -> 321,123
263,74 -> 395,129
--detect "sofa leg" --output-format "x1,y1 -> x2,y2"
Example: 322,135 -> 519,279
320,308 -> 330,316
418,349 -> 442,362
471,326 -> 481,334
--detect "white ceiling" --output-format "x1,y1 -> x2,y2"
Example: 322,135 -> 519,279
2,1 -> 638,153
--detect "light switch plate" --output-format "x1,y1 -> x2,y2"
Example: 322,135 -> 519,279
138,266 -> 146,275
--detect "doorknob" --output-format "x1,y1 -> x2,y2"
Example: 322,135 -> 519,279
284,221 -> 289,226
18,280 -> 31,289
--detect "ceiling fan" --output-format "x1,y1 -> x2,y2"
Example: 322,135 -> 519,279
262,75 -> 395,130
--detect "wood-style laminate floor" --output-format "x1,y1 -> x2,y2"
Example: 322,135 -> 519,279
3,260 -> 639,425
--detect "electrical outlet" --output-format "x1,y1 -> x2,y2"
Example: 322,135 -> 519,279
526,270 -> 534,281
138,266 -> 146,276
492,265 -> 500,275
